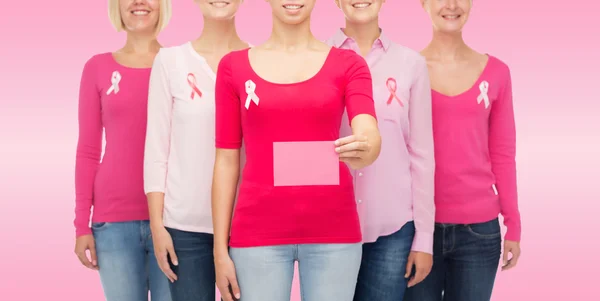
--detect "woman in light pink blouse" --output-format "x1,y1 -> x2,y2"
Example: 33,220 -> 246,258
327,1 -> 435,300
405,1 -> 522,301
144,1 -> 249,300
73,1 -> 172,301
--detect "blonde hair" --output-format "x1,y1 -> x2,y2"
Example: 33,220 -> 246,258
108,0 -> 172,33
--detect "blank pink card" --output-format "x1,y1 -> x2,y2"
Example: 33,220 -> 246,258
273,141 -> 340,186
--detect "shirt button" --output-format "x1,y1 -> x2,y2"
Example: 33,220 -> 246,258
358,172 -> 363,177
357,199 -> 363,204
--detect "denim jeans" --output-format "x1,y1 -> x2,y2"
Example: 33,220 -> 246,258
229,243 -> 362,301
353,221 -> 415,301
404,218 -> 502,301
92,220 -> 171,301
165,228 -> 215,301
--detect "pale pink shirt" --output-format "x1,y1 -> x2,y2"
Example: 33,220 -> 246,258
327,29 -> 435,253
144,42 -> 220,233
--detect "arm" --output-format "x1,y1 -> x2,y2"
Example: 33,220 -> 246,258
144,51 -> 179,282
489,66 -> 521,242
213,54 -> 242,301
74,58 -> 102,238
73,58 -> 101,270
336,52 -> 381,169
212,149 -> 241,254
144,50 -> 173,231
407,58 -> 435,255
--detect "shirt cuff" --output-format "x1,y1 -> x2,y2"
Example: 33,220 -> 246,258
411,231 -> 434,254
76,226 -> 92,238
504,223 -> 521,242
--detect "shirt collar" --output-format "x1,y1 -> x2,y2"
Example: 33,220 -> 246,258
330,28 -> 391,52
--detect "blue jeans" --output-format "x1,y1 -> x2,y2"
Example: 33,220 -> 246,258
353,221 -> 415,301
92,220 -> 171,301
166,228 -> 215,301
404,218 -> 502,301
229,243 -> 362,301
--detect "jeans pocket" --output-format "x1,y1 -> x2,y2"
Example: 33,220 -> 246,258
465,219 -> 501,239
91,222 -> 110,231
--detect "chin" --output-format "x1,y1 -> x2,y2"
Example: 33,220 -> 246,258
125,23 -> 158,34
437,28 -> 463,35
433,22 -> 465,34
348,15 -> 377,25
276,15 -> 310,25
206,11 -> 236,20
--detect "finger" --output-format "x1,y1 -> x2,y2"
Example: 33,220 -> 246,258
340,157 -> 359,163
167,246 -> 179,266
159,261 -> 177,282
334,135 -> 357,146
338,150 -> 362,158
502,258 -> 517,270
159,251 -> 177,282
89,242 -> 99,270
503,251 -> 520,271
502,247 -> 510,267
408,268 -> 427,287
335,141 -> 368,154
230,275 -> 241,300
405,258 -> 414,278
76,251 -> 94,270
218,282 -> 234,301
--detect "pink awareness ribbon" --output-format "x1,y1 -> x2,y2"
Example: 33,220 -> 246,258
187,73 -> 202,99
386,77 -> 403,106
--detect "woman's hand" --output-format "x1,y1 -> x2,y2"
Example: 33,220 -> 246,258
215,254 -> 241,301
405,251 -> 433,287
502,240 -> 521,271
74,234 -> 98,270
151,226 -> 178,282
334,134 -> 372,169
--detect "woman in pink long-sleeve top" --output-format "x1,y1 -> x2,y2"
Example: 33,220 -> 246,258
405,1 -> 522,301
326,1 -> 436,300
73,1 -> 172,300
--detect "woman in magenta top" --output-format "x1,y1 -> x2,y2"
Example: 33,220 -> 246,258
405,1 -> 522,301
73,1 -> 172,300
326,1 -> 435,300
212,1 -> 381,300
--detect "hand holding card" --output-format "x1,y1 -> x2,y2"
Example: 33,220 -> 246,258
273,141 -> 340,186
334,134 -> 371,169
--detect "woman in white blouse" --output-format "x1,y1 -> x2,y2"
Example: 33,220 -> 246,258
143,1 -> 250,300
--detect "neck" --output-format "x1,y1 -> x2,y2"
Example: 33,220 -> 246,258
425,30 -> 470,61
268,16 -> 315,50
194,18 -> 243,51
122,32 -> 161,54
342,19 -> 380,56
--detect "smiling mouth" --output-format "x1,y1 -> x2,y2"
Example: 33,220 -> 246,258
209,1 -> 230,7
283,4 -> 304,10
131,10 -> 150,16
353,2 -> 371,9
442,14 -> 461,20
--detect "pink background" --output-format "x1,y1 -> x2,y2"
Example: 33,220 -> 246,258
1,0 -> 598,300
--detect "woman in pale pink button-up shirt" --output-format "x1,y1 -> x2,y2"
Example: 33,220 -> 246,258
327,1 -> 436,300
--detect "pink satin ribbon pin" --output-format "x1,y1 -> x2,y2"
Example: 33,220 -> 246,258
386,77 -> 403,106
187,73 -> 202,100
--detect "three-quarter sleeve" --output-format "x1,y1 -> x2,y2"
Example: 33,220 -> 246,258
144,50 -> 174,194
74,58 -> 102,237
489,65 -> 521,242
342,50 -> 377,123
215,53 -> 243,149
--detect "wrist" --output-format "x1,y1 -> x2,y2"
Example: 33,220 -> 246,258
150,220 -> 164,232
213,245 -> 230,259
